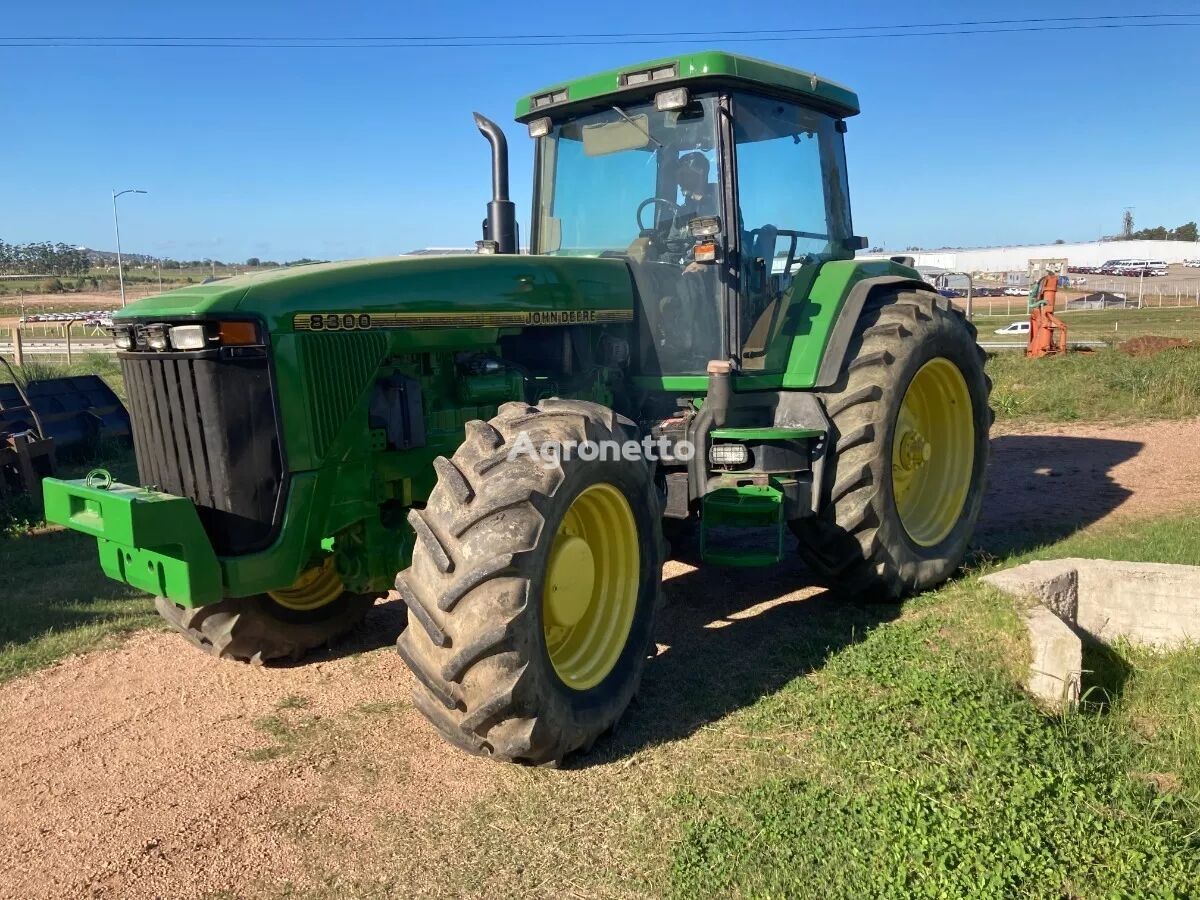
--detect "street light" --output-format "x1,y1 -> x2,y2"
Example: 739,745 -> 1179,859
112,188 -> 147,307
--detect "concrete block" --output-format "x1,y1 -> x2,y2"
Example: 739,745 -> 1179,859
983,559 -> 1079,621
1075,558 -> 1200,648
1020,604 -> 1082,709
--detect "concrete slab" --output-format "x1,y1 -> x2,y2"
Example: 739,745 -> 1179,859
984,556 -> 1200,708
984,560 -> 1078,622
1075,558 -> 1200,648
1021,605 -> 1082,709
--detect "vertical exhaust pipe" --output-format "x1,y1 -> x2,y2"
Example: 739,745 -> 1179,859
473,113 -> 518,254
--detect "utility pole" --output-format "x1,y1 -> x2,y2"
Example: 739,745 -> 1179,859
112,188 -> 147,307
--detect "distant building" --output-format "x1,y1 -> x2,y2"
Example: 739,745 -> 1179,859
859,240 -> 1200,273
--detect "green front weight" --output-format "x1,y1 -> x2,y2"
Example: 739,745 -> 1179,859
42,476 -> 222,607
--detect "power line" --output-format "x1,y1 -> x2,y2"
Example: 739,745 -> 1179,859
5,15 -> 1200,48
11,13 -> 1200,42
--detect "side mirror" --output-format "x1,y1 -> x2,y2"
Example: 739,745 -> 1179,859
843,235 -> 869,252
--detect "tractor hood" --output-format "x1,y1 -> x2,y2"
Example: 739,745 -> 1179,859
113,254 -> 636,334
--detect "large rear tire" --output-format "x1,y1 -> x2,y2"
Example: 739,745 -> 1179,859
794,290 -> 992,600
396,399 -> 665,765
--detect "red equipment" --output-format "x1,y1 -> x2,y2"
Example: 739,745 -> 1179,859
1026,272 -> 1068,358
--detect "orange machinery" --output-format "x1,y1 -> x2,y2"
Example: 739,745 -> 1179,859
1026,272 -> 1068,358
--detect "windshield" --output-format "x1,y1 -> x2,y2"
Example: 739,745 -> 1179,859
534,95 -> 725,375
535,96 -> 721,256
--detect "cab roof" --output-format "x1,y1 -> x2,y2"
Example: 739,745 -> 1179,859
515,50 -> 860,122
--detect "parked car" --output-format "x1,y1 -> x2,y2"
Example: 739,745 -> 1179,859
1003,286 -> 1028,296
994,321 -> 1031,336
1184,259 -> 1200,269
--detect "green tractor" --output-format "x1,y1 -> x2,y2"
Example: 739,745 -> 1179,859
43,51 -> 991,764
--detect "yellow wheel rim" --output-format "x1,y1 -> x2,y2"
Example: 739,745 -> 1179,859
542,483 -> 640,691
268,557 -> 344,612
891,358 -> 975,547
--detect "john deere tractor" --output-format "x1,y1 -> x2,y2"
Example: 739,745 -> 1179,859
44,52 -> 990,764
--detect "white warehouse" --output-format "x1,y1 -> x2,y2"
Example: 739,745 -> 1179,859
861,240 -> 1200,273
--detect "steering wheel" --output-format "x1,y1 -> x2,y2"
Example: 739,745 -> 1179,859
636,197 -> 682,234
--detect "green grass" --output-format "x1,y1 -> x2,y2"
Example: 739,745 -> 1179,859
987,344 -> 1200,423
0,351 -> 122,392
976,305 -> 1200,344
0,526 -> 161,683
665,514 -> 1200,898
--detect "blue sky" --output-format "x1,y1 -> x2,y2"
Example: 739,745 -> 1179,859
2,1 -> 1198,260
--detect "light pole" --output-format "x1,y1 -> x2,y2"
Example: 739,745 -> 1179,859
112,188 -> 147,307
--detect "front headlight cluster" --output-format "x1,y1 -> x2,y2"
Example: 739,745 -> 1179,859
111,321 -> 261,352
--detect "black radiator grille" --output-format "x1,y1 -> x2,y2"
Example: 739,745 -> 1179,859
122,352 -> 284,556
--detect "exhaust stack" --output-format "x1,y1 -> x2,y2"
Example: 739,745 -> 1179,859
473,113 -> 518,254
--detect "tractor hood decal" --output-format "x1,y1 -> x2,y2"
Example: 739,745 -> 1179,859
294,307 -> 632,332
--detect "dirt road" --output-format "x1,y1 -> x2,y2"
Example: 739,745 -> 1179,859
1,418 -> 1198,899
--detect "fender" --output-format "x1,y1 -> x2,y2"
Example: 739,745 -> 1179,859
814,275 -> 939,389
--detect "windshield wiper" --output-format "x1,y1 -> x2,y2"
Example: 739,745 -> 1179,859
611,105 -> 661,149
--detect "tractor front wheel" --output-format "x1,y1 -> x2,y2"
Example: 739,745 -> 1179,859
395,399 -> 664,765
155,561 -> 374,663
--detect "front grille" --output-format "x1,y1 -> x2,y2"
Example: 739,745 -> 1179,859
122,352 -> 285,556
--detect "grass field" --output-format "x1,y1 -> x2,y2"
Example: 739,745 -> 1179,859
0,265 -> 263,297
987,344 -> 1200,423
0,441 -> 149,682
3,500 -> 1198,895
976,305 -> 1200,344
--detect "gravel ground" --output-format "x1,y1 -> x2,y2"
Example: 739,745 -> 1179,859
1,418 -> 1198,899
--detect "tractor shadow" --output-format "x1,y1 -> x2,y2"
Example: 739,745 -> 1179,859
582,433 -> 1144,765
583,541 -> 898,765
974,433 -> 1143,557
274,596 -> 408,666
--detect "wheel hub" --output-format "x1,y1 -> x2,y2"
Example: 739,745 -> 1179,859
896,429 -> 933,471
545,534 -> 596,628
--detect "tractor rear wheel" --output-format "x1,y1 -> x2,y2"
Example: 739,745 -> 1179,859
794,289 -> 992,600
396,399 -> 664,765
155,560 -> 374,663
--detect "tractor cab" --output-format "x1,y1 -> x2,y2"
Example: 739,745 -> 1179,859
516,52 -> 864,378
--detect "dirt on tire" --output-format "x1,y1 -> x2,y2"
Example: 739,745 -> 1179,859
1,418 -> 1199,898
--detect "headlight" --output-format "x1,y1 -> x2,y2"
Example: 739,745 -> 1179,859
111,327 -> 134,350
144,324 -> 169,351
169,324 -> 208,350
709,443 -> 749,466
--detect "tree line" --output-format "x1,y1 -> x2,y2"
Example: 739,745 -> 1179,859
1122,221 -> 1198,242
0,240 -> 91,276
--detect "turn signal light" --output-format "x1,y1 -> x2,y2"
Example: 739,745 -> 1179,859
218,321 -> 260,345
694,241 -> 718,263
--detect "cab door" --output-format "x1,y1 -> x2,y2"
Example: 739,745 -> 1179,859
729,93 -> 857,373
